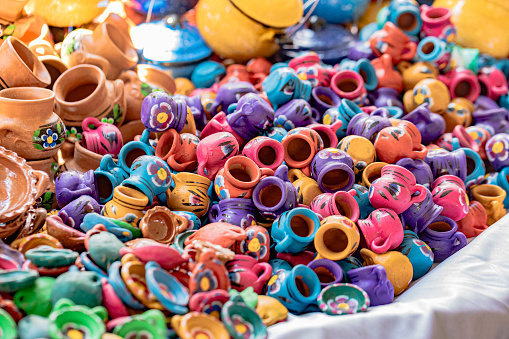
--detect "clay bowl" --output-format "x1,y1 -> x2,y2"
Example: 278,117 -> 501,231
0,147 -> 49,226
139,206 -> 188,245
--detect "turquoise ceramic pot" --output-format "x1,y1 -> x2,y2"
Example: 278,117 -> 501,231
395,231 -> 434,280
305,0 -> 370,24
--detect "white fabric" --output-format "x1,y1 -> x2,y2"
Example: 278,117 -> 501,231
269,215 -> 509,339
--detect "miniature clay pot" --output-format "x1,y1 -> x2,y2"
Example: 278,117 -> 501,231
309,87 -> 341,119
374,122 -> 428,164
466,126 -> 491,160
145,261 -> 189,314
171,312 -> 229,339
188,249 -> 231,295
94,155 -> 128,204
397,61 -> 439,91
139,206 -> 188,245
103,186 -> 149,227
117,129 -> 155,174
222,294 -> 267,338
322,99 -> 363,140
439,69 -> 480,103
424,148 -> 467,181
235,225 -> 271,262
456,201 -> 488,238
357,208 -> 404,254
431,175 -> 469,221
185,222 -> 247,249
188,289 -> 231,316
200,112 -> 245,148
209,81 -> 256,117
403,78 -> 450,114
111,309 -> 167,337
140,91 -> 188,133
37,55 -> 67,89
271,207 -> 320,254
478,66 -> 508,101
289,52 -> 330,88
242,136 -> 284,171
55,169 -> 99,209
307,121 -> 343,149
370,54 -> 403,92
307,259 -> 343,287
310,190 -> 360,222
58,195 -> 100,230
420,5 -> 456,42
347,110 -> 392,142
119,65 -> 176,122
197,132 -> 239,180
337,135 -> 376,175
395,158 -> 434,189
361,162 -> 388,188
401,186 -> 443,234
262,67 -> 312,110
82,117 -> 123,157
402,103 -> 446,145
0,87 -> 66,160
54,64 -> 126,134
0,36 -> 50,88
330,70 -> 367,106
167,172 -> 211,218
255,295 -> 288,326
274,99 -> 314,131
48,299 -> 107,339
310,148 -> 355,193
360,249 -> 412,296
0,0 -> 29,22
314,215 -> 360,261
317,283 -> 370,315
369,22 -> 417,63
281,127 -> 324,176
473,107 -> 509,135
155,130 -> 199,172
46,215 -> 86,252
347,265 -> 394,306
419,215 -> 467,262
471,184 -> 507,226
485,133 -> 509,172
209,198 -> 257,229
416,36 -> 451,71
288,169 -> 323,206
395,230 -> 434,280
226,255 -> 272,293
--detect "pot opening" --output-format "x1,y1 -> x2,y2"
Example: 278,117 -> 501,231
318,94 -> 334,106
335,195 -> 352,218
367,170 -> 383,186
147,214 -> 170,241
428,221 -> 452,232
398,12 -> 418,31
287,138 -> 311,162
229,165 -> 253,183
12,39 -> 35,72
65,83 -> 98,102
454,81 -> 472,98
0,87 -> 52,101
295,275 -> 310,297
290,215 -> 314,237
474,185 -> 502,198
258,145 -> 277,166
323,228 -> 348,253
336,78 -> 358,93
106,23 -> 135,58
42,61 -> 63,89
125,148 -> 147,169
466,156 -> 476,176
96,174 -> 114,200
314,266 -> 336,284
259,185 -> 282,208
426,7 -> 448,19
160,134 -> 175,157
479,81 -> 488,96
316,130 -> 331,148
322,169 -> 349,190
421,41 -> 435,55
359,69 -> 369,85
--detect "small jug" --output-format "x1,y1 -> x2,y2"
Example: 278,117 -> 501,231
271,208 -> 320,254
167,172 -> 211,218
310,148 -> 355,193
117,129 -> 155,174
197,132 -> 239,180
242,136 -> 284,171
94,155 -> 128,204
471,184 -> 507,226
155,129 -> 200,172
401,187 -> 443,234
209,198 -> 257,229
419,215 -> 467,262
310,190 -> 360,222
314,215 -> 360,261
82,117 -> 123,157
281,127 -> 324,176
431,175 -> 469,221
347,265 -> 394,306
456,201 -> 488,238
357,208 -> 404,254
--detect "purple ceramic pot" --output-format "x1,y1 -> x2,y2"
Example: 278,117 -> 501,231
310,148 -> 355,193
309,86 -> 341,121
140,91 -> 187,133
347,265 -> 394,306
419,215 -> 467,262
368,88 -> 403,109
475,95 -> 499,111
401,187 -> 443,234
274,99 -> 314,131
424,148 -> 467,181
346,111 -> 392,142
209,81 -> 256,117
58,195 -> 100,230
473,107 -> 509,135
252,165 -> 298,220
226,93 -> 274,141
347,41 -> 376,61
55,170 -> 99,209
209,198 -> 257,229
485,133 -> 509,171
403,103 -> 446,144
183,94 -> 207,130
307,259 -> 343,287
395,158 -> 434,188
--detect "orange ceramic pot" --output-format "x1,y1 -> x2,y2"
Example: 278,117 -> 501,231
369,22 -> 417,64
370,54 -> 403,93
374,121 -> 428,164
397,61 -> 439,92
166,172 -> 211,218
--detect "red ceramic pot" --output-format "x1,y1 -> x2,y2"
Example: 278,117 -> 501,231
456,201 -> 488,238
369,22 -> 417,63
371,54 -> 404,92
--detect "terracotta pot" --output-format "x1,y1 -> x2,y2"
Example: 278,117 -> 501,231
46,215 -> 86,252
38,55 -> 68,89
0,36 -> 50,88
139,206 -> 188,245
54,64 -> 126,133
63,141 -> 107,173
0,87 -> 66,160
0,0 -> 29,23
119,65 -> 176,122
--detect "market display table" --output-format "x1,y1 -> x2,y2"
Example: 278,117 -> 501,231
269,215 -> 509,339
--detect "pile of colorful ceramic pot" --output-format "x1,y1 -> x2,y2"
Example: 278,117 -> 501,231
1,0 -> 509,338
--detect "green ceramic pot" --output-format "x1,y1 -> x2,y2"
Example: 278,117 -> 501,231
49,298 -> 107,339
221,295 -> 267,339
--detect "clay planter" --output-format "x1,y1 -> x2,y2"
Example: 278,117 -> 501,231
64,141 -> 109,173
54,64 -> 126,135
0,87 -> 66,160
120,65 -> 177,122
139,207 -> 188,245
0,36 -> 50,88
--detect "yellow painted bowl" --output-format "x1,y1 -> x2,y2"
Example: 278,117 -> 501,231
24,0 -> 107,27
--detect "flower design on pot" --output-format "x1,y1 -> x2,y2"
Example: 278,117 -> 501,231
240,228 -> 268,261
214,175 -> 230,200
66,126 -> 82,142
487,138 -> 509,163
61,324 -> 91,338
267,271 -> 283,294
413,239 -> 434,260
194,268 -> 218,293
275,115 -> 296,131
146,161 -> 171,187
203,301 -> 224,319
149,101 -> 174,131
231,314 -> 254,337
412,84 -> 434,107
239,214 -> 257,229
325,295 -> 359,315
33,122 -> 66,150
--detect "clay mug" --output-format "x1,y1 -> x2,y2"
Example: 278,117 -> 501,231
309,148 -> 355,194
55,170 -> 99,209
346,110 -> 392,142
431,175 -> 469,221
139,206 -> 188,245
307,259 -> 343,287
214,155 -> 274,200
166,172 -> 211,218
478,66 -> 508,101
94,155 -> 128,204
209,198 -> 257,229
263,126 -> 288,142
361,162 -> 388,189
337,135 -> 376,175
485,133 -> 509,172
197,132 -> 239,180
235,225 -> 271,262
102,185 -> 149,226
360,249 -> 413,295
395,158 -> 434,189
370,54 -> 404,92
282,127 -> 325,177
403,78 -> 450,114
271,207 -> 320,254
347,265 -> 394,306
418,215 -> 467,262
358,208 -> 404,254
0,87 -> 66,160
219,64 -> 251,86
322,98 -> 363,140
117,129 -> 155,174
420,5 -> 456,42
330,70 -> 367,106
456,201 -> 488,238
242,136 -> 284,171
471,184 -> 507,226
451,138 -> 485,189
397,61 -> 439,91
155,130 -> 199,172
274,99 -> 314,130
401,187 -> 443,234
438,69 -> 480,103
416,36 -> 451,71
314,215 -> 360,261
266,264 -> 321,314
369,22 -> 417,63
252,165 -> 298,220
368,165 -> 427,214
0,36 -> 50,88
81,117 -> 123,157
395,230 -> 434,280
402,103 -> 446,145
374,122 -> 428,164
424,148 -> 467,181
307,121 -> 343,149
308,87 -> 341,120
288,169 -> 323,206
226,255 -> 272,293
310,190 -> 360,222
226,93 -> 275,141
58,195 -> 100,230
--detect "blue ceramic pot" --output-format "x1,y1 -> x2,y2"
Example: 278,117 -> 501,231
352,184 -> 375,219
323,99 -> 363,140
263,127 -> 288,142
173,211 -> 201,230
118,129 -> 155,174
387,0 -> 422,36
191,61 -> 225,88
335,256 -> 363,283
145,261 -> 189,314
395,231 -> 434,280
271,208 -> 320,253
262,67 -> 311,110
451,139 -> 485,189
94,155 -> 128,204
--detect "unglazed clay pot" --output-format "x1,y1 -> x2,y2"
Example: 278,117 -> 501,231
139,206 -> 188,245
0,36 -> 50,88
54,64 -> 126,135
314,215 -> 360,261
0,87 -> 66,160
166,172 -> 211,218
38,55 -> 68,89
471,184 -> 507,226
64,141 -> 107,174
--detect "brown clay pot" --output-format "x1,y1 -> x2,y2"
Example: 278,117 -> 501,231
139,206 -> 188,245
39,55 -> 68,89
46,215 -> 86,251
54,64 -> 126,133
64,141 -> 110,173
119,120 -> 145,143
0,87 -> 66,160
0,36 -> 50,88
3,206 -> 47,244
119,65 -> 177,122
0,0 -> 29,23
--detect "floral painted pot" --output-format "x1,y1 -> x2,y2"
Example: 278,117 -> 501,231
235,225 -> 271,262
188,289 -> 230,318
145,261 -> 189,314
420,5 -> 456,42
357,208 -> 404,254
485,133 -> 509,172
347,265 -> 394,306
314,215 -> 360,261
401,187 -> 443,234
419,215 -> 467,262
281,127 -> 324,176
189,249 -> 231,295
471,184 -> 507,226
416,36 -> 451,71
274,99 -> 314,131
48,299 -> 106,339
310,190 -> 360,222
221,295 -> 267,339
395,230 -> 434,280
317,283 -> 370,315
466,126 -> 491,160
140,91 -> 187,133
209,198 -> 257,229
242,136 -> 284,171
167,172 -> 211,218
197,132 -> 239,180
456,201 -> 488,238
102,186 -> 149,227
271,207 -> 320,254
431,175 -> 469,221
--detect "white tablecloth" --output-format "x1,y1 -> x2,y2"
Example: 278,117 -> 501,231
269,215 -> 509,339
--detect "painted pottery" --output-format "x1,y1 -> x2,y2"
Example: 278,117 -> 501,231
262,67 -> 312,110
439,69 -> 480,104
256,295 -> 288,326
55,170 -> 99,209
117,129 -> 155,174
307,122 -> 343,150
431,175 -> 469,221
456,201 -> 488,238
82,117 -> 123,158
274,99 -> 314,131
369,22 -> 417,63
478,66 -> 508,101
221,295 -> 267,338
308,87 -> 341,121
58,195 -> 100,229
167,172 -> 211,218
107,261 -> 145,310
310,148 -> 355,193
51,271 -> 102,308
94,155 -> 129,204
317,283 -> 369,315
424,148 -> 467,181
401,187 -> 443,234
139,206 -> 187,245
310,190 -> 360,222
330,70 -> 367,106
197,132 -> 239,180
347,111 -> 392,142
145,261 -> 189,314
54,65 -> 126,133
486,133 -> 509,171
227,93 -> 274,141
347,265 -> 394,306
226,255 -> 272,293
155,130 -> 199,172
395,158 -> 434,189
419,215 -> 467,262
420,5 -> 456,42
189,249 -> 231,294
209,198 -> 257,229
403,78 -> 450,115
63,141 -> 106,173
209,81 -> 256,117
314,215 -> 360,261
86,228 -> 124,271
102,186 -> 149,227
466,126 -> 491,160
289,52 -> 330,87
48,299 -> 106,339
120,244 -> 186,271
338,58 -> 378,91
185,222 -> 246,249
281,127 -> 324,176
235,225 -> 271,262
82,213 -> 139,242
416,36 -> 451,71
352,184 -> 376,219
395,231 -> 434,280
357,208 -> 404,254
370,54 -> 403,92
263,126 -> 288,142
171,311 -> 229,339
25,246 -> 77,269
188,289 -> 230,317
288,169 -> 323,206
111,309 -> 167,338
242,136 -> 284,171
361,162 -> 388,189
368,87 -> 403,111
471,184 -> 507,226
397,61 -> 439,91
322,99 -> 363,140
271,208 -> 320,254
374,122 -> 428,164
402,103 -> 445,145
0,269 -> 39,293
473,107 -> 509,135
140,91 -> 187,133
307,259 -> 343,287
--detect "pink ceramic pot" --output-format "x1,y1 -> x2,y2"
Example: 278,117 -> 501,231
226,255 -> 273,293
456,201 -> 488,238
420,5 -> 456,42
431,175 -> 469,221
242,136 -> 284,171
357,208 -> 404,254
200,112 -> 245,146
81,117 -> 123,157
310,190 -> 360,222
197,132 -> 239,180
478,67 -> 508,101
307,121 -> 343,149
330,70 -> 367,106
438,69 -> 480,102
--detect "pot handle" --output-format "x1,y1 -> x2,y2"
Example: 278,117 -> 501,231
174,213 -> 189,233
409,144 -> 428,160
82,117 -> 102,132
452,231 -> 467,254
253,263 -> 273,286
71,50 -> 112,77
409,184 -> 427,205
260,167 -> 275,178
401,42 -> 417,62
31,170 -> 49,200
490,200 -> 504,221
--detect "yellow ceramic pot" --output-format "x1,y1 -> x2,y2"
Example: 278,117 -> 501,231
337,135 -> 376,175
103,186 -> 149,227
24,0 -> 106,27
403,78 -> 451,114
174,78 -> 195,96
471,184 -> 506,226
360,249 -> 413,296
361,162 -> 388,188
433,0 -> 509,58
256,295 -> 288,326
288,169 -> 322,206
443,97 -> 474,133
196,0 -> 302,62
397,61 -> 439,92
166,173 -> 211,218
171,312 -> 230,339
314,216 -> 360,261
